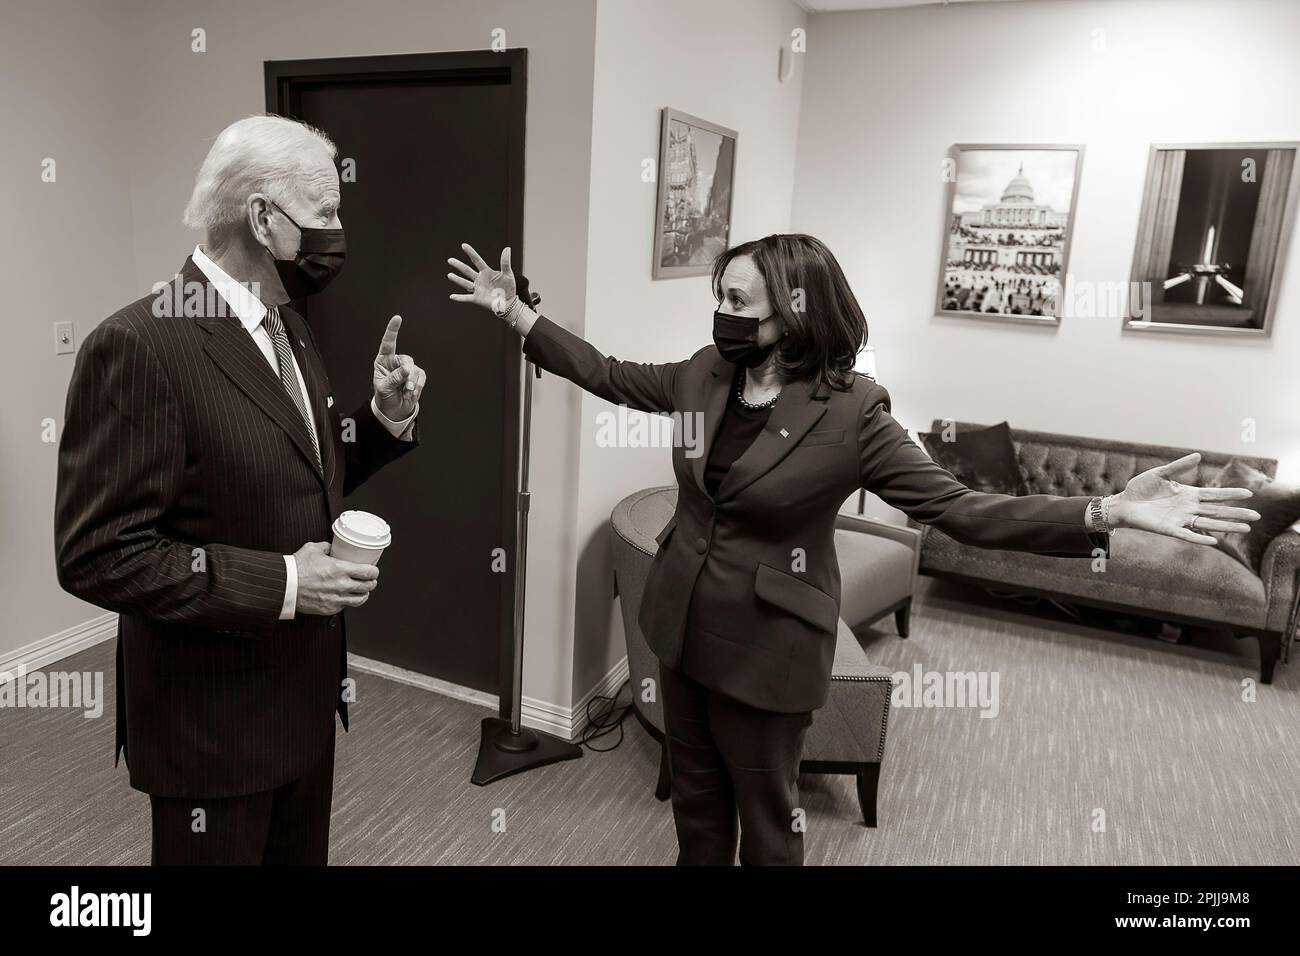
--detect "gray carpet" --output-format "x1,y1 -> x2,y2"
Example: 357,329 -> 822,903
2,578 -> 1295,865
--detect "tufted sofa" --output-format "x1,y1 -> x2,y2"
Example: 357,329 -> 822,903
914,421 -> 1298,682
610,486 -> 900,827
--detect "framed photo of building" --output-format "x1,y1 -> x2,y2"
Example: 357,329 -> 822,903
936,144 -> 1085,324
1126,143 -> 1299,337
653,109 -> 737,279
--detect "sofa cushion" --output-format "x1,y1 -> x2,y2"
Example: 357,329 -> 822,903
921,526 -> 1267,628
1209,459 -> 1300,573
919,421 -> 1027,495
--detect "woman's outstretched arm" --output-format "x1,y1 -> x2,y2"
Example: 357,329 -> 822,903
448,243 -> 695,414
857,382 -> 1259,556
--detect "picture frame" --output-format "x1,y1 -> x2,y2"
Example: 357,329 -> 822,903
935,143 -> 1085,325
1125,142 -> 1300,337
652,108 -> 738,280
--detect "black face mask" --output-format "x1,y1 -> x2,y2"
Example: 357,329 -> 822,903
712,310 -> 777,368
265,201 -> 346,299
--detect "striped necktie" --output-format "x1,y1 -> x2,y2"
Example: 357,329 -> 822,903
262,306 -> 321,468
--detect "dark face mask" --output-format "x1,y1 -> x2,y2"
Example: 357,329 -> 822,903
713,310 -> 777,368
265,201 -> 346,299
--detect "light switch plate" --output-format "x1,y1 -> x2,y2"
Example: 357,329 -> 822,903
54,321 -> 75,355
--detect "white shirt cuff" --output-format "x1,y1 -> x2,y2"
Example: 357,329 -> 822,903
371,395 -> 418,440
280,554 -> 298,620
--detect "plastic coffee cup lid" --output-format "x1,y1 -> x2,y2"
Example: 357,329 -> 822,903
333,510 -> 391,549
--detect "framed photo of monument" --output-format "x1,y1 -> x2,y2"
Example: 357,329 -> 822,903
935,144 -> 1085,325
1126,143 -> 1299,337
652,109 -> 738,279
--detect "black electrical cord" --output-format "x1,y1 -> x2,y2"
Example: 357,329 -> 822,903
985,586 -> 1082,619
580,678 -> 634,752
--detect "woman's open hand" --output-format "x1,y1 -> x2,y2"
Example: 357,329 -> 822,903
448,243 -> 515,312
1109,452 -> 1259,545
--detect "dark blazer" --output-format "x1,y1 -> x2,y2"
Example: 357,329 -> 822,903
522,315 -> 1109,714
55,256 -> 418,798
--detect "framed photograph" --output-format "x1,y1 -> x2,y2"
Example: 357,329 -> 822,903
653,108 -> 737,279
1126,143 -> 1299,337
936,144 -> 1085,324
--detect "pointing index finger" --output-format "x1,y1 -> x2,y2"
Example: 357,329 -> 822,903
379,315 -> 401,355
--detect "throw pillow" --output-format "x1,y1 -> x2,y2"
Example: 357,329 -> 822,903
1208,458 -> 1300,572
918,421 -> 1028,495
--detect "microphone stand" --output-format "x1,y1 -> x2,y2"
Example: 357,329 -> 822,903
471,315 -> 582,785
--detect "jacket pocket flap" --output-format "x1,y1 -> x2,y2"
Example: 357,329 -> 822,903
801,427 -> 845,447
754,563 -> 839,634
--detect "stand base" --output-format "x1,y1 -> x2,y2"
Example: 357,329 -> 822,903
470,717 -> 583,786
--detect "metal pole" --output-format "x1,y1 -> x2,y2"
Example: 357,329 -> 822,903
469,343 -> 581,784
509,360 -> 534,733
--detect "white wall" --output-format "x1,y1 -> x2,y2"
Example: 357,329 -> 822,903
0,0 -> 138,662
1,0 -> 600,713
793,0 -> 1300,525
561,0 -> 808,703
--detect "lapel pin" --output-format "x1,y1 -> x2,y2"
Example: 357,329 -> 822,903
780,428 -> 789,438
327,395 -> 334,408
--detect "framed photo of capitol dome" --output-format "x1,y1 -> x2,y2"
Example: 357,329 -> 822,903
936,144 -> 1085,325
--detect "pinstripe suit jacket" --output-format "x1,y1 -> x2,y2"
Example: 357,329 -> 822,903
522,315 -> 1109,713
55,256 -> 418,798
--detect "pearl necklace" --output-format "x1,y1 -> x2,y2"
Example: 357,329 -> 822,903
736,370 -> 781,410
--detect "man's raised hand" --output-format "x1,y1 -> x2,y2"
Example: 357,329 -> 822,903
372,315 -> 425,421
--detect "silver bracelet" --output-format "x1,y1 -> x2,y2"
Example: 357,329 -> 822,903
505,296 -> 527,329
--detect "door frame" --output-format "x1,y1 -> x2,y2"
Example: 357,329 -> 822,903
266,50 -> 527,712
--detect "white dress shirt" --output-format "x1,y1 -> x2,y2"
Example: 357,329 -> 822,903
192,245 -> 417,619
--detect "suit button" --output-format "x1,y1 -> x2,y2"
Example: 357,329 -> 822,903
329,615 -> 338,628
694,537 -> 707,554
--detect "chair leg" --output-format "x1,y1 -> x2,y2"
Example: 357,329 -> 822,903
894,599 -> 911,639
856,763 -> 880,827
654,739 -> 671,802
1258,632 -> 1281,685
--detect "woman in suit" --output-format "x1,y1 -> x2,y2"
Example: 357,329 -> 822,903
447,233 -> 1258,866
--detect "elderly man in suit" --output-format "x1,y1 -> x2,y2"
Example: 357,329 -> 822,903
55,115 -> 424,865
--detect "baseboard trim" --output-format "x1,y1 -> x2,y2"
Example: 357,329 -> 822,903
0,612 -> 118,676
532,656 -> 629,741
346,652 -> 499,711
3,617 -> 627,745
347,652 -> 630,743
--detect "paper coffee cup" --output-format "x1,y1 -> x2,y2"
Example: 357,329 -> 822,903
331,510 -> 392,565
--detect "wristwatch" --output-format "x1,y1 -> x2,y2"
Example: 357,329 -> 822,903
1087,495 -> 1113,534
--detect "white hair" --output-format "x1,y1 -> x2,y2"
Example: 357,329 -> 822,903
182,114 -> 337,236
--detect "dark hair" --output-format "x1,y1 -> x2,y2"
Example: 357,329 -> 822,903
711,234 -> 867,392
